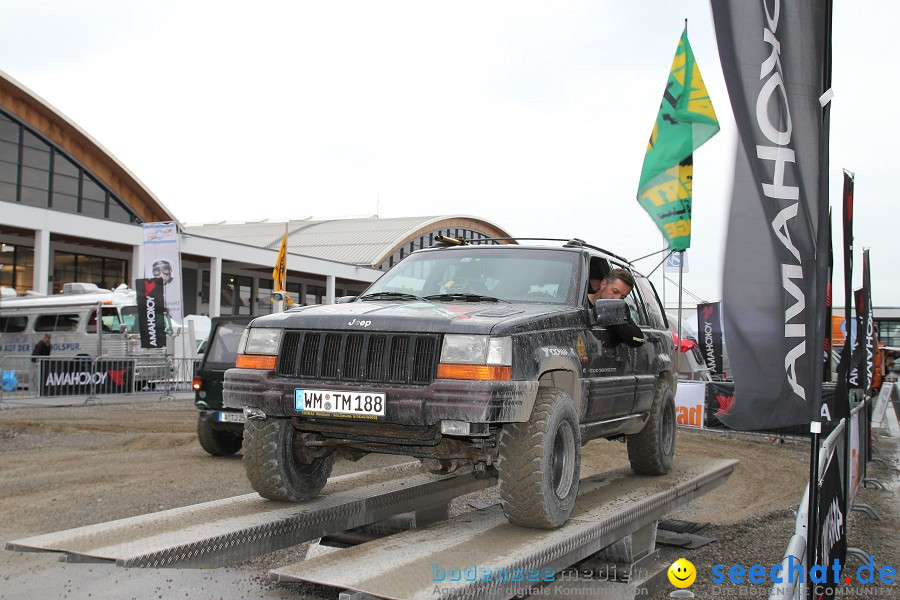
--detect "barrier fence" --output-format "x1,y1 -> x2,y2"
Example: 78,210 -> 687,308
0,355 -> 201,403
767,386 -> 898,600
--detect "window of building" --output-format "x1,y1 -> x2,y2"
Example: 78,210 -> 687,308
52,251 -> 127,293
0,242 -> 34,294
220,275 -> 253,315
305,284 -> 325,306
0,108 -> 140,225
256,278 -> 274,314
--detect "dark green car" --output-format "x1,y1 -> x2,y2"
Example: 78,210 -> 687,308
194,316 -> 253,456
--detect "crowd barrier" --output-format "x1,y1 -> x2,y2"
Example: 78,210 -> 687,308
0,355 -> 201,403
768,390 -> 889,600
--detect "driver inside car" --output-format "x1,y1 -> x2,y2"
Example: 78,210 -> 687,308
587,267 -> 645,347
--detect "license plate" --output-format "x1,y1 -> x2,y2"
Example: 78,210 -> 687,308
218,411 -> 246,424
295,388 -> 386,419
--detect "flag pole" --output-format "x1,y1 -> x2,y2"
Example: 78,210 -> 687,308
676,250 -> 684,375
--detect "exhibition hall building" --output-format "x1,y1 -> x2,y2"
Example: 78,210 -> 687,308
0,70 -> 511,318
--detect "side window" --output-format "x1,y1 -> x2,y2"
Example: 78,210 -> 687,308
635,276 -> 667,330
101,306 -> 122,333
586,256 -> 611,306
34,313 -> 80,332
0,315 -> 28,333
623,290 -> 648,326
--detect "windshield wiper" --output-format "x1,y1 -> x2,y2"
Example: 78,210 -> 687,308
359,292 -> 422,301
422,293 -> 505,303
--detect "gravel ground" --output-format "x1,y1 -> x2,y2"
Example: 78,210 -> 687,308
0,396 -> 897,599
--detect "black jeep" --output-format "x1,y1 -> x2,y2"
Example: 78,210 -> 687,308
194,316 -> 253,456
223,239 -> 676,528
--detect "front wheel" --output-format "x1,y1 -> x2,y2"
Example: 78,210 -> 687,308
242,418 -> 334,501
497,387 -> 581,529
626,379 -> 676,475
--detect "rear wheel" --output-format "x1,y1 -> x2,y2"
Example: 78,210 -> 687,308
196,416 -> 243,456
627,379 -> 676,475
243,418 -> 334,501
497,387 -> 581,529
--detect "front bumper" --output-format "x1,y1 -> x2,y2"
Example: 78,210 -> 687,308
223,369 -> 539,425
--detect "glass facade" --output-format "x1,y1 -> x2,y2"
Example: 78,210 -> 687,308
380,227 -> 499,270
877,319 -> 900,348
0,242 -> 34,294
0,109 -> 140,224
52,251 -> 127,293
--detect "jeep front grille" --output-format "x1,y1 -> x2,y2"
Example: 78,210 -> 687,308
277,331 -> 441,385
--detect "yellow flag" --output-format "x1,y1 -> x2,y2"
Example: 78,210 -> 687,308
272,232 -> 287,293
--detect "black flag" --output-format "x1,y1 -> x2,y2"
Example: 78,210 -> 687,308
712,0 -> 833,429
137,278 -> 166,349
696,302 -> 725,377
832,173 -> 854,421
849,250 -> 875,393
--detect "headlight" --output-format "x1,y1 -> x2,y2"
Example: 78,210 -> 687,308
440,335 -> 512,365
243,328 -> 283,355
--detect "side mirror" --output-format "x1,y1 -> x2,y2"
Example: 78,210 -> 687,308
593,299 -> 631,326
119,323 -> 128,333
336,296 -> 358,304
594,299 -> 645,348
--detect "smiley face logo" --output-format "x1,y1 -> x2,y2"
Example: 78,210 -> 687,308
667,558 -> 696,588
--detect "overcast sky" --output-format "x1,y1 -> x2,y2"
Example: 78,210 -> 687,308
2,1 -> 897,306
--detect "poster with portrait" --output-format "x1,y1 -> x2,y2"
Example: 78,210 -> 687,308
142,222 -> 183,325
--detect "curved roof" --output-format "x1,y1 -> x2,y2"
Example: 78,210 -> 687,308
0,69 -> 179,226
184,215 -> 513,267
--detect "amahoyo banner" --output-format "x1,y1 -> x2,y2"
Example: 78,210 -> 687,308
39,359 -> 134,397
696,302 -> 725,376
137,278 -> 166,349
712,0 -> 832,429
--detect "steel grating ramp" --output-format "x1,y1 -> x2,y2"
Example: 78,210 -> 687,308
5,461 -> 495,568
271,457 -> 737,600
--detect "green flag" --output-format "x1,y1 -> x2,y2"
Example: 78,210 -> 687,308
637,27 -> 719,251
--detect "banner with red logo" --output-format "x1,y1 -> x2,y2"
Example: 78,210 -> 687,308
696,302 -> 724,377
39,358 -> 134,396
137,278 -> 166,349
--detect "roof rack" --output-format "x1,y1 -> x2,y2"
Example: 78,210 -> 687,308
460,237 -> 631,265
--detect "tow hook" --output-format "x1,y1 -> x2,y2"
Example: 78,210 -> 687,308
243,407 -> 267,420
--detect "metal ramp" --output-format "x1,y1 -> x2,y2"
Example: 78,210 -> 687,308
5,461 -> 494,568
271,457 -> 737,600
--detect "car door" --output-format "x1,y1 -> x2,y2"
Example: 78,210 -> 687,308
632,275 -> 670,412
582,258 -> 637,421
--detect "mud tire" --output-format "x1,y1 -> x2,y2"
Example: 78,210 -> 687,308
243,418 -> 334,501
626,379 -> 676,475
497,387 -> 581,529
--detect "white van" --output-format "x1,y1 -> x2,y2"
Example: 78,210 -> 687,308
0,282 -> 175,390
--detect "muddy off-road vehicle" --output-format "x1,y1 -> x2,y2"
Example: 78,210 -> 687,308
193,316 -> 253,456
223,238 -> 676,529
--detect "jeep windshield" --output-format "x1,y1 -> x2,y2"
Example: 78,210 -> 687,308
363,247 -> 579,304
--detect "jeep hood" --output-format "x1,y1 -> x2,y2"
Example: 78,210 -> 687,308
248,301 -> 583,335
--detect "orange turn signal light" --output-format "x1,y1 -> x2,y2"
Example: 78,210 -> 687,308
437,363 -> 512,381
235,354 -> 277,370
191,376 -> 202,391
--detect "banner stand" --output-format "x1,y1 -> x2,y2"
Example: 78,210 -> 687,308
806,421 -> 821,600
